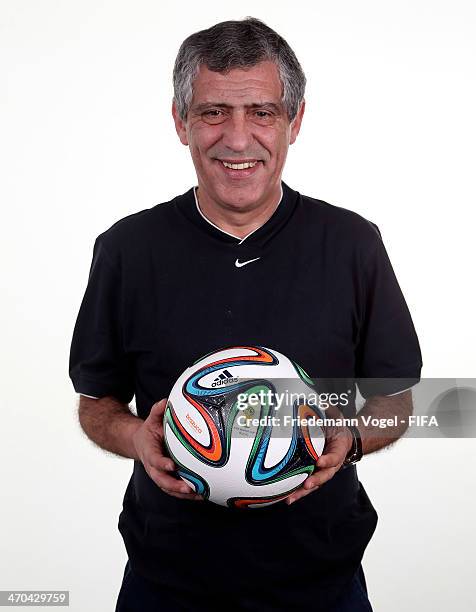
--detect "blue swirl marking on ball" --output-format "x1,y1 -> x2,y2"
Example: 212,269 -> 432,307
176,468 -> 209,497
249,400 -> 300,482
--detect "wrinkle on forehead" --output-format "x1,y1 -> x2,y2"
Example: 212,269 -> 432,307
191,62 -> 283,106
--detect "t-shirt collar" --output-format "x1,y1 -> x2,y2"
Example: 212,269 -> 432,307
176,181 -> 298,247
193,184 -> 284,244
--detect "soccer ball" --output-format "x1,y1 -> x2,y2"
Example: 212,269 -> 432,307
163,346 -> 326,508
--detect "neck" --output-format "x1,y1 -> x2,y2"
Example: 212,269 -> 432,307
194,184 -> 283,240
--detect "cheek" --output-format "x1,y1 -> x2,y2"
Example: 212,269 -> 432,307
259,130 -> 289,161
189,143 -> 211,170
189,125 -> 222,155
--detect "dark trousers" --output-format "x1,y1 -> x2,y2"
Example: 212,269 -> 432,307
115,561 -> 373,611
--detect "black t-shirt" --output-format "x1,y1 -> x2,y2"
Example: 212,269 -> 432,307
69,181 -> 422,610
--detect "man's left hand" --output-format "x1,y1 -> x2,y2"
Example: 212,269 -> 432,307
285,424 -> 354,505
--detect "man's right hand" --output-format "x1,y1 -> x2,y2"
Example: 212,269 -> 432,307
132,398 -> 204,501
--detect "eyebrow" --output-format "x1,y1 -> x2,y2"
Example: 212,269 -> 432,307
191,102 -> 282,114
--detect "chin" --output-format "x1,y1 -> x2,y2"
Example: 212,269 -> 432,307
216,184 -> 265,208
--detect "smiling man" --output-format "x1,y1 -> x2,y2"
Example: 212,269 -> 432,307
69,17 -> 422,612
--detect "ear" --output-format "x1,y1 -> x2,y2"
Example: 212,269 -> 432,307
172,99 -> 189,146
289,99 -> 305,145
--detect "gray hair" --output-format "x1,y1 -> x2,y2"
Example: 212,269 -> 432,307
173,17 -> 306,122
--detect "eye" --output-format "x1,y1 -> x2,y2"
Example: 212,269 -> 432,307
252,110 -> 276,125
202,109 -> 227,125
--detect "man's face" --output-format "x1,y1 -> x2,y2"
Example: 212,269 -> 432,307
172,60 -> 305,212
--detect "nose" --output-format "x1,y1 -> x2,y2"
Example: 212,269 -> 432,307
221,111 -> 253,152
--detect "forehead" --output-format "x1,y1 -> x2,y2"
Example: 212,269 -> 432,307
191,60 -> 283,106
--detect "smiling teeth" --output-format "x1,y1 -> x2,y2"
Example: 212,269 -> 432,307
221,161 -> 258,170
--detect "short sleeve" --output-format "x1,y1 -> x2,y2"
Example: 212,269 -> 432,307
68,237 -> 135,404
355,227 -> 423,398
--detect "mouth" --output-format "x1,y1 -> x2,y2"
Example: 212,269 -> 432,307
214,158 -> 263,178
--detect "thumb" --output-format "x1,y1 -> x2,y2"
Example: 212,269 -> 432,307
148,398 -> 168,421
318,434 -> 349,468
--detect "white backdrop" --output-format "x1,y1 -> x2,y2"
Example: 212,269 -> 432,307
1,1 -> 475,610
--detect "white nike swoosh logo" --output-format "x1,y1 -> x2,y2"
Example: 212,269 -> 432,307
235,257 -> 261,268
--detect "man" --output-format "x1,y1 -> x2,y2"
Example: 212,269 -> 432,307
69,17 -> 422,611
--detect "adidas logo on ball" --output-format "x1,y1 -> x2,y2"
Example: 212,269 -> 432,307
211,369 -> 239,387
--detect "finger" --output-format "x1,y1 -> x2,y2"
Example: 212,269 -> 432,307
148,466 -> 195,494
147,454 -> 175,472
161,489 -> 204,501
317,449 -> 345,469
320,431 -> 352,461
304,467 -> 337,489
286,476 -> 321,505
286,461 -> 343,505
286,487 -> 315,505
303,473 -> 323,490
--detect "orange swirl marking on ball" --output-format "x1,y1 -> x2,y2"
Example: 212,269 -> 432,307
174,394 -> 223,463
298,404 -> 320,462
204,346 -> 276,370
